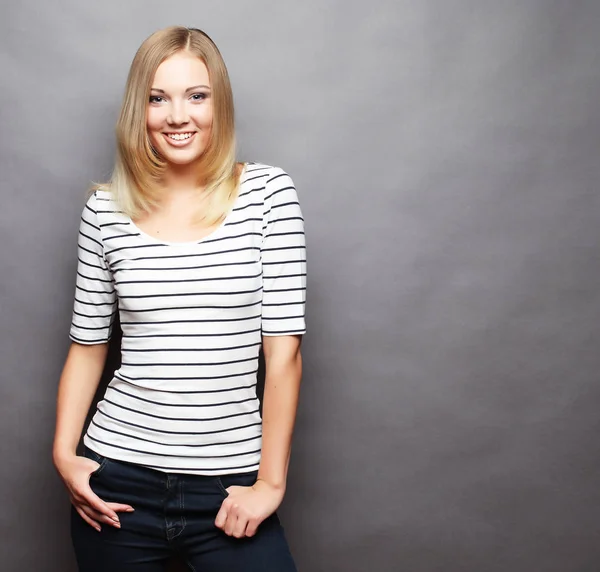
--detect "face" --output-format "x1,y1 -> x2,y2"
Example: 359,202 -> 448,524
146,51 -> 213,167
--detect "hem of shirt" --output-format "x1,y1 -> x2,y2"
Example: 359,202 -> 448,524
261,329 -> 306,337
69,333 -> 111,345
83,434 -> 262,476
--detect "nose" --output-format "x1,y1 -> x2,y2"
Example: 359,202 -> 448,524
167,100 -> 189,125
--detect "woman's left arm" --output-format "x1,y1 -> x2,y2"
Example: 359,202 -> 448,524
216,166 -> 306,538
257,334 -> 302,491
215,335 -> 302,537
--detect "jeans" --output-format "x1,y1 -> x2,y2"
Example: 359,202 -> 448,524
71,447 -> 297,571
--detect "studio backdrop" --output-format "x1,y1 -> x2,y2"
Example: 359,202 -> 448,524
1,1 -> 600,571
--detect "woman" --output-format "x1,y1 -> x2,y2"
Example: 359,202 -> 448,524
53,26 -> 306,571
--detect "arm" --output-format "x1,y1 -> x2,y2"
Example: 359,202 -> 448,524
53,341 -> 108,463
53,342 -> 133,531
257,334 -> 303,492
55,192 -> 130,531
215,335 -> 303,538
215,166 -> 306,538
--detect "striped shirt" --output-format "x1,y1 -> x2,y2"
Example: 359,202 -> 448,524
70,163 -> 306,475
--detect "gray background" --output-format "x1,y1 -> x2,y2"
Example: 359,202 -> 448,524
1,1 -> 599,570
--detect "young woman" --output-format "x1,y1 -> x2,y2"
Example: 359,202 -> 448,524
52,26 -> 306,571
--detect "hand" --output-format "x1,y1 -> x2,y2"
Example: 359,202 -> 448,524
214,479 -> 285,538
54,452 -> 134,532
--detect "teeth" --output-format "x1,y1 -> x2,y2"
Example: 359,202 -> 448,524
167,133 -> 193,141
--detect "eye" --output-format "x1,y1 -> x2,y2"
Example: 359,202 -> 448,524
149,95 -> 165,104
190,93 -> 207,102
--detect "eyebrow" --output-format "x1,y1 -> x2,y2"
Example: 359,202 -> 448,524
150,85 -> 211,93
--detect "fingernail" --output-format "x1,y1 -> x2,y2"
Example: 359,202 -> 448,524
111,517 -> 120,524
126,507 -> 135,512
96,526 -> 101,533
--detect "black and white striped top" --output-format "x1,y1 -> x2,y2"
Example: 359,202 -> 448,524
70,163 -> 306,475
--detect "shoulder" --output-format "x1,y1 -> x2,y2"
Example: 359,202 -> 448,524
82,187 -> 116,210
80,188 -> 126,239
86,188 -> 123,219
93,187 -> 119,208
241,163 -> 297,202
242,163 -> 294,185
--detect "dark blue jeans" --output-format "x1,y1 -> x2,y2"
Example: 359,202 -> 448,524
71,447 -> 297,571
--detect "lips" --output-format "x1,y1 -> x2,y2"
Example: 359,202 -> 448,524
162,132 -> 196,147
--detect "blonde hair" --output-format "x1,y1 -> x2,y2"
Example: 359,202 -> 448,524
96,26 -> 240,225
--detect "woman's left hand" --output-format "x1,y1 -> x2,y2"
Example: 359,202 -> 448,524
215,479 -> 285,538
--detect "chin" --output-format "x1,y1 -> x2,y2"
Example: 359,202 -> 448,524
165,155 -> 203,166
158,148 -> 206,166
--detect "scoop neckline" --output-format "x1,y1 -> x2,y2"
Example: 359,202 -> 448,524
126,163 -> 249,247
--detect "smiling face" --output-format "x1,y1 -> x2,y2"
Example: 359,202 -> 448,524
146,51 -> 213,168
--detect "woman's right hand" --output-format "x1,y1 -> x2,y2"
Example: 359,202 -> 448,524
54,452 -> 134,532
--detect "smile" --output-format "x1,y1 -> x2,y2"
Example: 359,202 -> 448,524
165,132 -> 195,141
162,132 -> 197,147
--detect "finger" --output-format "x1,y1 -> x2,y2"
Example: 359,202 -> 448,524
223,501 -> 240,536
224,507 -> 239,537
226,485 -> 244,495
245,518 -> 260,538
106,502 -> 135,513
87,460 -> 101,475
232,514 -> 249,538
75,505 -> 101,532
215,504 -> 228,529
80,504 -> 121,528
81,490 -> 120,524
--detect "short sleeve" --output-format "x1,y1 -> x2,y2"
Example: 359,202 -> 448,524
69,192 -> 117,344
260,168 -> 307,336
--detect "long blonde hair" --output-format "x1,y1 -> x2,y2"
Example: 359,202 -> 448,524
97,26 -> 239,225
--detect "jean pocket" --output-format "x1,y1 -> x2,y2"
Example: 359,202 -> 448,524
216,470 -> 259,498
215,477 -> 229,498
83,446 -> 109,478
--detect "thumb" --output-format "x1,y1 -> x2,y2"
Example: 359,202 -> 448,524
106,502 -> 135,513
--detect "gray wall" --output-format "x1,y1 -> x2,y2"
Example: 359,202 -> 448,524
2,1 -> 600,570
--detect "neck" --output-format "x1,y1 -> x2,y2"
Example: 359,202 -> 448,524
161,163 -> 207,196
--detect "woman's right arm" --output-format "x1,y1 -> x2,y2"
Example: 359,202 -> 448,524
53,341 -> 133,531
53,342 -> 108,460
